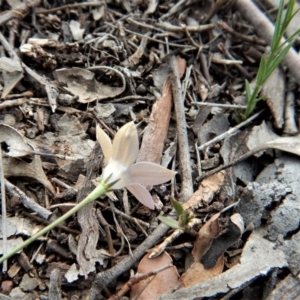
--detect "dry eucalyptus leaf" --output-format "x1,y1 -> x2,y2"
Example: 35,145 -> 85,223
180,213 -> 223,288
266,136 -> 300,156
201,214 -> 244,269
55,67 -> 126,103
183,172 -> 225,210
192,213 -> 221,262
35,113 -> 95,182
0,124 -> 31,157
3,155 -> 55,194
0,57 -> 23,99
130,251 -> 180,300
246,121 -> 279,154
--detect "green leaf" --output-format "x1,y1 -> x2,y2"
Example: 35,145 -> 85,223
171,198 -> 184,216
157,216 -> 181,229
245,79 -> 251,100
256,55 -> 267,85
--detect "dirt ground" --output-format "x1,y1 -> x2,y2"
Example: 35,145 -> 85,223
1,0 -> 300,299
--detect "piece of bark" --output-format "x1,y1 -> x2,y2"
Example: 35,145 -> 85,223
170,56 -> 193,202
76,143 -> 104,277
137,78 -> 172,164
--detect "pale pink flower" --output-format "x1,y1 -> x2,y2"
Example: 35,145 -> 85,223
96,122 -> 176,209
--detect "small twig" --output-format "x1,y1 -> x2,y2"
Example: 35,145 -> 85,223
149,218 -> 202,258
191,102 -> 247,109
170,56 -> 193,202
36,2 -> 104,14
2,91 -> 33,99
97,201 -> 149,229
0,98 -> 27,110
97,210 -> 116,265
218,20 -> 267,46
195,142 -> 202,177
5,179 -> 52,219
218,43 -> 252,80
89,223 -> 171,299
0,149 -> 7,272
156,23 -> 215,33
198,143 -> 270,181
106,23 -> 197,49
198,110 -> 264,152
109,199 -> 132,256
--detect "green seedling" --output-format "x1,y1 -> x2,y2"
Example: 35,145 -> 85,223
158,198 -> 194,230
0,122 -> 175,264
241,0 -> 300,120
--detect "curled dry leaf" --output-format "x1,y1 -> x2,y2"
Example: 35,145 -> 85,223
200,214 -> 244,269
0,124 -> 55,193
0,124 -> 31,157
183,171 -> 225,210
180,213 -> 223,287
130,251 -> 179,300
266,136 -> 300,156
55,66 -> 126,103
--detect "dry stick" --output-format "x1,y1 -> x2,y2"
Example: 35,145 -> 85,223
89,223 -> 171,299
0,150 -> 7,272
97,210 -> 116,266
217,20 -> 267,46
0,98 -> 27,110
97,202 -> 149,229
198,143 -> 272,182
170,56 -> 193,202
234,0 -> 300,86
192,102 -> 247,109
36,1 -> 104,14
5,180 -> 52,219
198,110 -> 264,152
106,23 -> 197,49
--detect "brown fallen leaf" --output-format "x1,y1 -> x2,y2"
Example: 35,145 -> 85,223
180,213 -> 223,287
183,171 -> 225,210
130,251 -> 180,300
55,66 -> 126,103
137,56 -> 186,164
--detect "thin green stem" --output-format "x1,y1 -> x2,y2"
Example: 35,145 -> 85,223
241,0 -> 300,120
0,183 -> 107,264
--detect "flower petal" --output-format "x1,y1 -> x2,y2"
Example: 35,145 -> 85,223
101,159 -> 131,189
128,162 -> 176,185
111,122 -> 139,167
96,125 -> 112,163
126,184 -> 155,209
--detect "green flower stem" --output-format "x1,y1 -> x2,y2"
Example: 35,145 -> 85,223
0,183 -> 107,264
